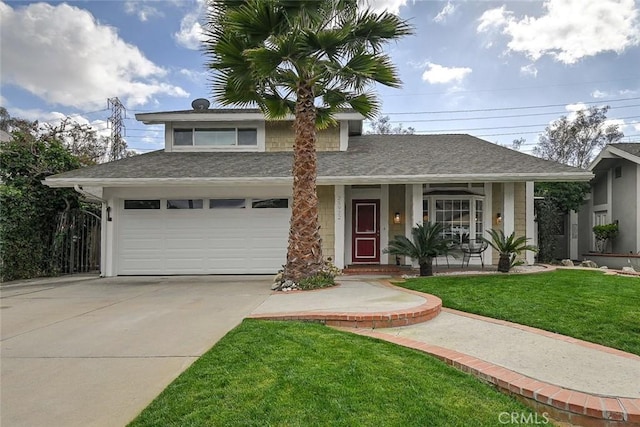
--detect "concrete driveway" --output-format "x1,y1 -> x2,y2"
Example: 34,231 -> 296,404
0,275 -> 273,427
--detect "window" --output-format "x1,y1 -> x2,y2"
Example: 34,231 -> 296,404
423,186 -> 485,244
252,198 -> 289,209
209,199 -> 246,209
173,128 -> 257,146
614,166 -> 622,178
167,199 -> 203,209
124,200 -> 160,210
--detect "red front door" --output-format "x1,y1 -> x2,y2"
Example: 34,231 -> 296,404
352,199 -> 380,263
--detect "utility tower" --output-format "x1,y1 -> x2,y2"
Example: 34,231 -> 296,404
107,97 -> 126,161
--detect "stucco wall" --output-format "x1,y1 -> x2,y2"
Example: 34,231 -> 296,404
317,185 -> 336,261
265,121 -> 340,152
611,159 -> 638,253
592,171 -> 608,206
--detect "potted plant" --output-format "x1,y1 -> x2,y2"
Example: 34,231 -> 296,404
592,223 -> 619,253
483,229 -> 537,273
384,223 -> 451,276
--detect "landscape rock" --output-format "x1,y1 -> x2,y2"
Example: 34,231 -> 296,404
580,260 -> 598,268
622,266 -> 637,273
561,259 -> 574,267
600,266 -> 609,269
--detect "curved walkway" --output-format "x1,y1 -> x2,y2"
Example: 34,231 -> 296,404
251,276 -> 640,427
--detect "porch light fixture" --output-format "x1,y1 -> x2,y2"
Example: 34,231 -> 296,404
496,212 -> 502,224
393,212 -> 402,224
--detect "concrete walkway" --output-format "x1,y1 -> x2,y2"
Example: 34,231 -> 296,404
252,275 -> 640,426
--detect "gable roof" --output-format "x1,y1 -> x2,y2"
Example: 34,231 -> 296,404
589,142 -> 640,171
45,134 -> 592,187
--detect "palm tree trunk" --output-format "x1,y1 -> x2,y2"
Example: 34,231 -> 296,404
284,82 -> 324,282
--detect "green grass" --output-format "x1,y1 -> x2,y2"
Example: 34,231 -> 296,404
129,320 -> 541,427
399,269 -> 640,355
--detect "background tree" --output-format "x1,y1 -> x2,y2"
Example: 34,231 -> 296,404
366,115 -> 415,134
534,106 -> 622,169
0,123 -> 81,281
204,0 -> 412,283
532,106 -> 623,262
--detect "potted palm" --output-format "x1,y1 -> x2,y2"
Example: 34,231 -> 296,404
483,229 -> 537,273
384,223 -> 451,276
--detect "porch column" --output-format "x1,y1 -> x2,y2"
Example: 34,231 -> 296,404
637,164 -> 640,252
103,195 -> 117,277
569,210 -> 578,261
526,181 -> 535,265
333,185 -> 346,269
411,184 -> 423,229
503,182 -> 515,236
380,185 -> 389,264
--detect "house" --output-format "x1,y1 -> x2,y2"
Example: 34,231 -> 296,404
44,106 -> 592,276
574,143 -> 640,267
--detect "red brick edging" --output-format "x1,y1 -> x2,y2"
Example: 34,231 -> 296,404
342,328 -> 640,427
248,281 -> 442,329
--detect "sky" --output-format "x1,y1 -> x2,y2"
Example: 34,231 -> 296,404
1,0 -> 639,155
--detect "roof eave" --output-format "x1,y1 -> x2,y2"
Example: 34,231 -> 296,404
135,111 -> 366,124
44,172 -> 593,188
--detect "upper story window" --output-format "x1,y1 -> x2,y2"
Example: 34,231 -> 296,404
174,128 -> 258,147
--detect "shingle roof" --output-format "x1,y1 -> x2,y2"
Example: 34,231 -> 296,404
611,142 -> 640,158
46,134 -> 591,185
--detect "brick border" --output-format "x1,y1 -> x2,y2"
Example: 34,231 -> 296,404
249,281 -> 442,329
343,329 -> 640,427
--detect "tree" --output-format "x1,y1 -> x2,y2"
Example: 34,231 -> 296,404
367,115 -> 415,134
534,106 -> 623,169
204,0 -> 412,283
532,106 -> 622,262
384,223 -> 450,276
0,127 -> 81,281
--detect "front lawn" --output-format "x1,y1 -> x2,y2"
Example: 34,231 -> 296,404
399,269 -> 640,355
129,320 -> 540,427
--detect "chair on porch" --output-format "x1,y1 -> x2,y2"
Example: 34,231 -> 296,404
434,241 -> 461,269
460,239 -> 488,268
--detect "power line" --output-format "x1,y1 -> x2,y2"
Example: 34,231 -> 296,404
384,96 -> 640,115
386,104 -> 640,123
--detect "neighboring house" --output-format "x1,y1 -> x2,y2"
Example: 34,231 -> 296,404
44,106 -> 592,276
574,143 -> 640,260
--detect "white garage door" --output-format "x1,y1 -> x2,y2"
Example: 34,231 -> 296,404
117,198 -> 290,275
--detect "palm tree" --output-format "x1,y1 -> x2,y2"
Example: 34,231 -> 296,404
483,229 -> 537,273
204,0 -> 412,282
384,223 -> 451,277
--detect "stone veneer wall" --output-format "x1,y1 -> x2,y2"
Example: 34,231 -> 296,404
317,185 -> 335,262
265,121 -> 340,152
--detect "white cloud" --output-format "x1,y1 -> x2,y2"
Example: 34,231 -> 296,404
632,121 -> 640,132
174,1 -> 207,50
477,0 -> 640,64
434,1 -> 456,23
0,2 -> 188,110
180,68 -> 208,83
124,1 -> 163,22
591,90 -> 609,99
520,64 -> 538,78
360,0 -> 408,15
421,62 -> 472,84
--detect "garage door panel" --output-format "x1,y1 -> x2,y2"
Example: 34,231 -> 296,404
118,200 -> 290,275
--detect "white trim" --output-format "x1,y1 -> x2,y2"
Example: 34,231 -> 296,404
136,110 -> 365,124
637,164 -> 640,252
484,182 -> 493,264
339,121 -> 349,151
380,185 -> 389,264
503,182 -> 515,235
45,172 -> 593,188
334,185 -> 345,269
526,181 -> 535,265
404,184 -> 413,238
411,184 -> 422,269
589,145 -> 640,170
